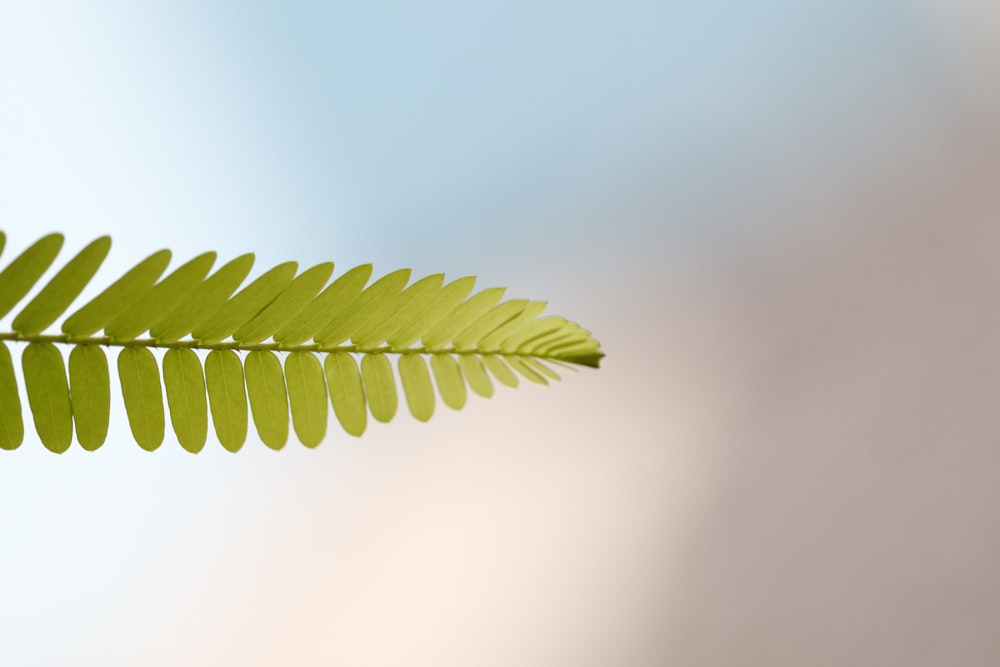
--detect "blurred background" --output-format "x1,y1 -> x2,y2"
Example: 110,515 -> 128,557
2,1 -> 1000,665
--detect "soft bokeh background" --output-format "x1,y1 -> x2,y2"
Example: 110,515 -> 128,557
2,2 -> 1000,665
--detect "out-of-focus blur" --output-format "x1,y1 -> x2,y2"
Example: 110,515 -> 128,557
2,2 -> 1000,665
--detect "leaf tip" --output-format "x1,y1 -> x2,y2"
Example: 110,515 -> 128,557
561,352 -> 605,369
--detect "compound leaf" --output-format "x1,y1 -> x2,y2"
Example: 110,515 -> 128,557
0,232 -> 602,452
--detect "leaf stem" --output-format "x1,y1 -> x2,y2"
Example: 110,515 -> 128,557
0,331 -> 594,365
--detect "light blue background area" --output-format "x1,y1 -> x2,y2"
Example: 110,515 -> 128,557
3,2 -> 1000,665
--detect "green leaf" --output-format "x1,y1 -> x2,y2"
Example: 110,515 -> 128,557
107,252 -> 217,341
245,350 -> 289,450
458,354 -> 494,399
557,351 -> 605,369
522,356 -> 560,381
163,348 -> 208,453
504,355 -> 548,385
501,316 -> 567,354
68,345 -> 110,451
360,353 -> 397,423
13,236 -> 110,335
324,352 -> 367,436
481,354 -> 518,388
62,249 -> 171,337
285,351 -> 327,447
387,276 -> 476,349
533,325 -> 590,354
0,231 -> 5,258
234,262 -> 334,344
543,336 -> 603,365
193,261 -> 298,344
422,286 -> 506,350
451,299 -> 528,351
205,350 -> 247,452
399,354 -> 434,422
0,342 -> 24,450
0,233 -> 64,321
479,300 -> 548,352
23,342 -> 73,453
430,354 -> 466,410
152,253 -> 254,342
0,233 -> 603,452
315,268 -> 411,346
352,273 -> 444,348
274,264 -> 372,346
117,347 -> 165,451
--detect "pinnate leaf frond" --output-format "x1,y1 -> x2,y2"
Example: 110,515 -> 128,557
0,232 -> 603,452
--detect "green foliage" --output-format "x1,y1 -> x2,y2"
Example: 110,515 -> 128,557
0,232 -> 603,453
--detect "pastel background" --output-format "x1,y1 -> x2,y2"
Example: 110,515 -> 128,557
2,2 -> 999,665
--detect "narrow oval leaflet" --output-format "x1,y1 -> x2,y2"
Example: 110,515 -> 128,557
0,342 -> 24,450
481,354 -> 519,388
0,233 -> 64,321
501,316 -> 567,355
529,334 -> 580,358
234,262 -> 334,344
13,236 -> 111,336
106,252 -> 217,341
163,349 -> 208,453
62,249 -> 171,337
360,353 -> 397,423
324,352 -> 367,436
205,350 -> 248,452
386,275 -> 477,349
451,299 -> 528,351
274,263 -> 373,346
534,325 -> 589,354
68,345 -> 110,451
193,261 -> 298,344
351,273 -> 444,349
315,268 -> 411,347
152,253 -> 255,342
503,355 -> 548,385
430,354 -> 467,410
479,300 -> 548,352
245,350 -> 289,450
398,354 -> 435,422
522,356 -> 560,381
22,342 -> 73,453
118,347 -> 165,451
0,232 -> 603,452
458,354 -> 494,399
421,287 -> 506,350
285,352 -> 327,447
